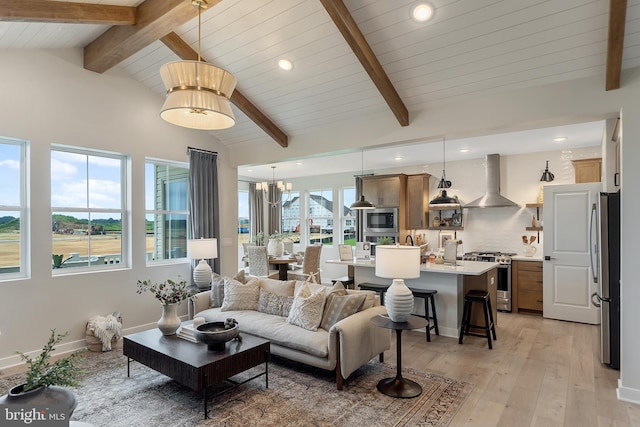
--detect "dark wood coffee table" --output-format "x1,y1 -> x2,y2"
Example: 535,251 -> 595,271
123,325 -> 270,419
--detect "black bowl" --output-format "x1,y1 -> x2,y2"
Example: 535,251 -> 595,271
194,322 -> 239,351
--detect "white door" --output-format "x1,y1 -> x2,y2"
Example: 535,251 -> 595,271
543,183 -> 601,324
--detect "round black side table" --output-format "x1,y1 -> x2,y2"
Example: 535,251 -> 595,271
370,314 -> 429,398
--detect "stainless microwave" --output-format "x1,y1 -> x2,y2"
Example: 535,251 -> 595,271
364,208 -> 399,233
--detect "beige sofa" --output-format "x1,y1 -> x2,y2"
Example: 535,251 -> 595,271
188,275 -> 391,390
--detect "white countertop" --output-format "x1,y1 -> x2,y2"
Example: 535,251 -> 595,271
325,259 -> 499,276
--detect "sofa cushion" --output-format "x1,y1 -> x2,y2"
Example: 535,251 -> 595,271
320,293 -> 367,331
221,277 -> 259,311
196,307 -> 329,358
287,282 -> 326,331
257,289 -> 294,317
346,289 -> 378,310
210,273 -> 226,308
258,277 -> 296,297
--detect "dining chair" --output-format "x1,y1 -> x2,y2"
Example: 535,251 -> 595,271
247,246 -> 279,279
287,244 -> 323,284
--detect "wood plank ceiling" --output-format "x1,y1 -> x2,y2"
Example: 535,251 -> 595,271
1,0 -> 639,149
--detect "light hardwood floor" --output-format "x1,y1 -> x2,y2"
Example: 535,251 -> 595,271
391,311 -> 640,427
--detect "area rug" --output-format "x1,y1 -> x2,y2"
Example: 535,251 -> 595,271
0,349 -> 472,427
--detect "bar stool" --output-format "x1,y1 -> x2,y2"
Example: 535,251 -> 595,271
406,287 -> 439,342
458,290 -> 497,349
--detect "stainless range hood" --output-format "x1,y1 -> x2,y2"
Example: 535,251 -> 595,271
465,154 -> 519,208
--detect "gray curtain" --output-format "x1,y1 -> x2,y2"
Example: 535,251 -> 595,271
249,183 -> 265,241
268,183 -> 283,235
189,149 -> 220,274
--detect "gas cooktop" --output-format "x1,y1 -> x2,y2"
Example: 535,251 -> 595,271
462,251 -> 516,264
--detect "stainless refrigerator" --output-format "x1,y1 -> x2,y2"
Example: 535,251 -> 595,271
591,191 -> 620,370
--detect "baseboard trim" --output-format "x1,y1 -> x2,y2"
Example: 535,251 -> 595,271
0,316 -> 188,372
617,379 -> 640,404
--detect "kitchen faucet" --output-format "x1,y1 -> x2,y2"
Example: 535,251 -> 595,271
405,235 -> 414,246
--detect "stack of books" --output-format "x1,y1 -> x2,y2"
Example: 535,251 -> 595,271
177,322 -> 198,343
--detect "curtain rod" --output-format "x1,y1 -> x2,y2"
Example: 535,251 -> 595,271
187,146 -> 218,155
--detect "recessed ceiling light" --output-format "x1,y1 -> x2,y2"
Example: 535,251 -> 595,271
295,161 -> 303,165
247,169 -> 253,172
459,149 -> 469,153
412,3 -> 434,22
394,156 -> 403,160
553,137 -> 568,142
278,59 -> 293,71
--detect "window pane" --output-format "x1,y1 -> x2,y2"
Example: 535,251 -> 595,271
147,213 -> 187,261
0,144 -> 20,206
0,211 -> 20,274
51,151 -> 88,208
309,190 -> 333,245
342,187 -> 356,245
283,191 -> 300,242
145,160 -> 189,263
88,155 -> 121,209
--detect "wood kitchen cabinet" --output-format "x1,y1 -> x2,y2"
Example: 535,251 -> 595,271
512,260 -> 543,314
572,158 -> 602,183
362,174 -> 407,208
406,174 -> 430,229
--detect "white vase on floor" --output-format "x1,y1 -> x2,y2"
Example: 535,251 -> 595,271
157,303 -> 181,335
385,279 -> 414,322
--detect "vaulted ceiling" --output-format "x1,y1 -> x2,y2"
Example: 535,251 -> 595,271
0,0 -> 637,154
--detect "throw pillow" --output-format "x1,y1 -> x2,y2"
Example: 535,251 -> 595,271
233,269 -> 247,284
220,277 -> 260,311
287,283 -> 326,331
320,293 -> 367,330
293,280 -> 327,297
257,289 -> 294,317
322,280 -> 347,315
209,273 -> 226,308
258,277 -> 296,297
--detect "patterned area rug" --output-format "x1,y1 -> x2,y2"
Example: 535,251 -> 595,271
0,348 -> 472,427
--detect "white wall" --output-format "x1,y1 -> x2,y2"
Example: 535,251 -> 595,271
0,49 -> 235,366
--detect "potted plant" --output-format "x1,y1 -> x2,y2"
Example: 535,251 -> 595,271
137,278 -> 192,335
0,329 -> 84,418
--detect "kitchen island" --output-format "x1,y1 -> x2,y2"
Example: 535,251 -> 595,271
326,259 -> 499,338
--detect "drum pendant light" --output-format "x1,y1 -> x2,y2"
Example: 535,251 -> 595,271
160,0 -> 237,130
350,150 -> 376,210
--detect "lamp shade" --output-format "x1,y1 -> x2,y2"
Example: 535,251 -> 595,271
375,245 -> 421,279
160,61 -> 237,130
187,238 -> 218,260
350,195 -> 376,210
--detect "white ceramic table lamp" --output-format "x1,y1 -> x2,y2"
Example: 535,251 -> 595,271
375,245 -> 421,322
187,238 -> 218,290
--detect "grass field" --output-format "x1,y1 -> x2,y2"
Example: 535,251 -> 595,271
0,233 -> 154,267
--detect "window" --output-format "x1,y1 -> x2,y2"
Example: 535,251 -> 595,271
0,138 -> 27,279
51,147 -> 127,271
282,191 -> 300,242
145,160 -> 189,263
309,189 -> 333,245
342,187 -> 356,245
238,189 -> 249,270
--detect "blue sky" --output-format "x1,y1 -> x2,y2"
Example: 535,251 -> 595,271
0,140 -> 20,207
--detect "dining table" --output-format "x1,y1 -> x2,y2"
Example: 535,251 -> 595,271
269,256 -> 299,280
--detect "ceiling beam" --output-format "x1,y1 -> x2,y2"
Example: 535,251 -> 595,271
0,0 -> 135,25
605,0 -> 627,91
320,0 -> 409,126
84,0 -> 221,73
161,32 -> 289,148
